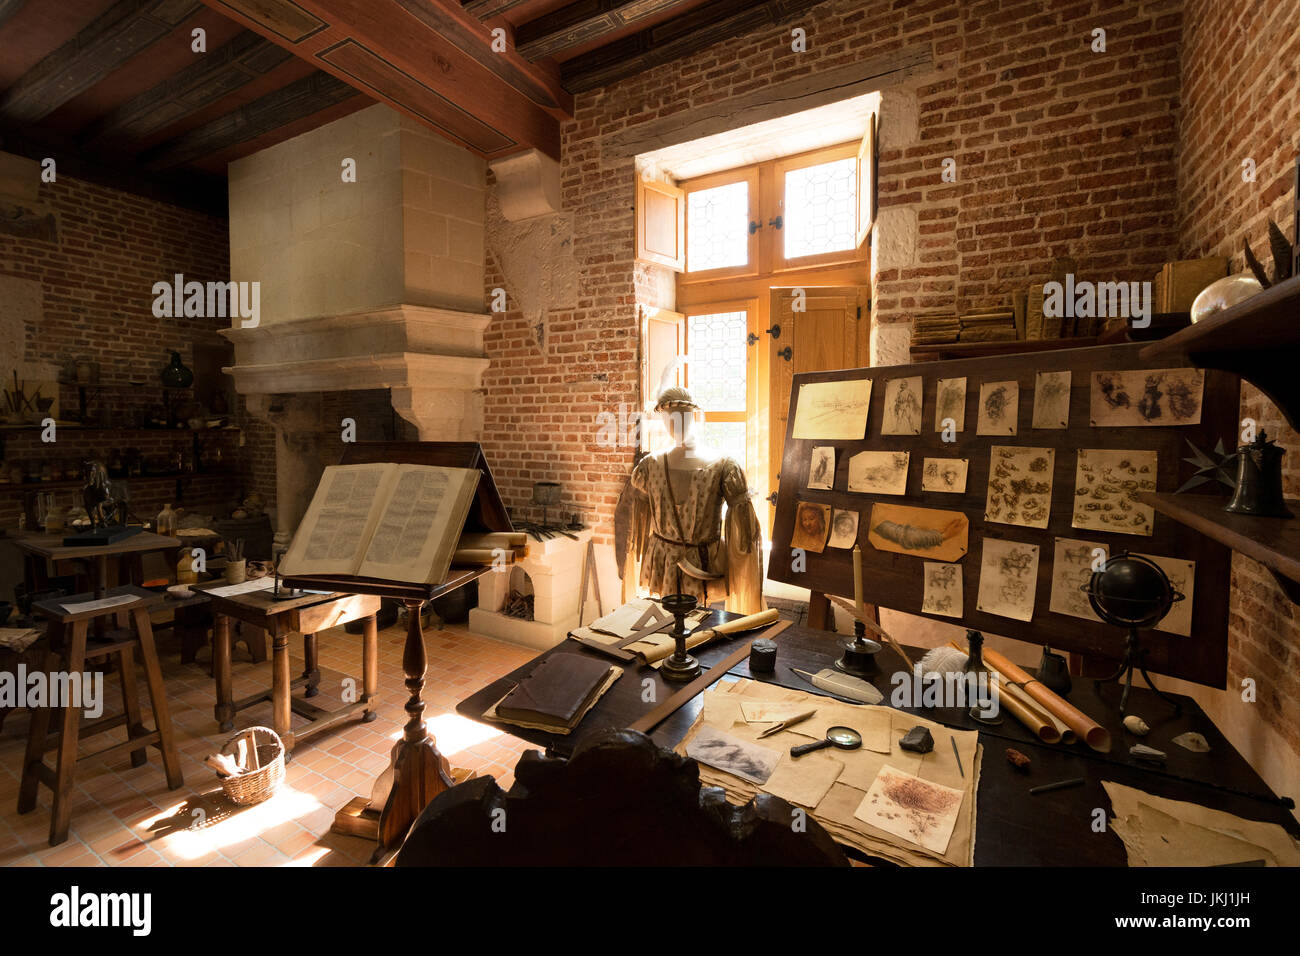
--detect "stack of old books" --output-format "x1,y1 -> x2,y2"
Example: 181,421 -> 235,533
451,531 -> 528,566
957,308 -> 1018,342
912,312 -> 962,345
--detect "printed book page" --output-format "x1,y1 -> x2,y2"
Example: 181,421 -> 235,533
357,464 -> 479,584
280,464 -> 399,577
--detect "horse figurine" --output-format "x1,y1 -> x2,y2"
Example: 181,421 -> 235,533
81,460 -> 122,529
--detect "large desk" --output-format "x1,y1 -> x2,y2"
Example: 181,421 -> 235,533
458,613 -> 1300,866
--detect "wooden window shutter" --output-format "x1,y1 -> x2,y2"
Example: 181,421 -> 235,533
856,113 -> 877,250
637,178 -> 685,271
640,305 -> 686,452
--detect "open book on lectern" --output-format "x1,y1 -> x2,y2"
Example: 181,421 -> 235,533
279,462 -> 480,586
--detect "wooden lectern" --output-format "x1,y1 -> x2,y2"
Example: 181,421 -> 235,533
281,441 -> 513,854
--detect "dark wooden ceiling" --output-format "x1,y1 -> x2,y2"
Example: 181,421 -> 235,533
0,0 -> 824,215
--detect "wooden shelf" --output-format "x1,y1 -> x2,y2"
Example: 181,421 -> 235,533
0,471 -> 238,495
1141,491 -> 1300,586
1140,273 -> 1300,430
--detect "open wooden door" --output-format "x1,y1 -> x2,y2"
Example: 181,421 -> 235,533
766,286 -> 869,530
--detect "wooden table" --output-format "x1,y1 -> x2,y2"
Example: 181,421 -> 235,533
458,614 -> 1300,866
196,580 -> 380,752
13,531 -> 183,598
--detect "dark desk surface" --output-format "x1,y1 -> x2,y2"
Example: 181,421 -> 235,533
458,612 -> 1300,866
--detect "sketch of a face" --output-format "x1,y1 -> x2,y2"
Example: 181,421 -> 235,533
833,511 -> 856,538
984,386 -> 1010,420
799,504 -> 826,536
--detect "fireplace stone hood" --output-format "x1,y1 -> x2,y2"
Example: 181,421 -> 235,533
221,104 -> 493,544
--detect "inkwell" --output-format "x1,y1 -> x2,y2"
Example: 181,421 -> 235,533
963,629 -> 1001,725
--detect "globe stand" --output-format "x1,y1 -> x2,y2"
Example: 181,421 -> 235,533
659,593 -> 701,682
1093,626 -> 1182,716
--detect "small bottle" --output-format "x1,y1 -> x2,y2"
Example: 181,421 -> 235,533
177,548 -> 198,584
156,503 -> 177,536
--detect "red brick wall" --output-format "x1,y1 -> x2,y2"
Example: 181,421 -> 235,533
0,174 -> 264,529
1177,0 -> 1300,770
481,0 -> 1183,539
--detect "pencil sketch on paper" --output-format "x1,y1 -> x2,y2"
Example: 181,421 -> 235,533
984,445 -> 1055,529
1090,368 -> 1204,427
934,377 -> 967,432
1136,552 -> 1195,636
922,457 -> 969,493
855,766 -> 965,855
882,376 -> 923,435
1049,537 -> 1108,622
922,562 -> 963,618
868,503 -> 969,562
792,379 -> 873,440
685,726 -> 780,785
977,380 -> 1019,435
808,446 -> 835,490
1032,370 -> 1072,429
976,538 -> 1040,622
791,500 -> 831,553
1072,449 -> 1157,536
847,450 -> 910,496
828,509 -> 860,549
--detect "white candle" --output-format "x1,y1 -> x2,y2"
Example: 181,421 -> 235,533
853,544 -> 864,612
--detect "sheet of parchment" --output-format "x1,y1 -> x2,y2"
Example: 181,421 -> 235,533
847,450 -> 909,495
791,500 -> 831,553
984,445 -> 1055,529
976,538 -> 1040,621
828,509 -> 859,549
1049,537 -> 1107,621
1072,448 -> 1157,536
792,379 -> 872,440
1032,370 -> 1071,429
808,446 -> 835,489
868,502 -> 969,562
922,457 -> 968,493
855,766 -> 965,855
881,376 -> 923,435
1136,552 -> 1195,636
977,380 -> 1019,435
686,725 -> 781,784
934,377 -> 967,432
922,561 -> 963,618
1104,781 -> 1300,867
762,751 -> 844,808
1090,368 -> 1204,427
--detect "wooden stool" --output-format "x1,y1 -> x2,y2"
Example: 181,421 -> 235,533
18,585 -> 184,846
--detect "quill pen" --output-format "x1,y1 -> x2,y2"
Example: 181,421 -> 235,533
790,667 -> 883,705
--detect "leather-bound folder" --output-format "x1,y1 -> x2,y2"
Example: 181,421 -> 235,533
496,654 -> 614,728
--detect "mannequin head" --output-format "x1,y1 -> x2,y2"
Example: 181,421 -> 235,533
655,386 -> 700,448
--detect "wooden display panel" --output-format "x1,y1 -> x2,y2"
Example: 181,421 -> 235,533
768,342 -> 1238,688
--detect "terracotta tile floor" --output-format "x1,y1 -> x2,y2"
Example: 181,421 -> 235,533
0,615 -> 538,867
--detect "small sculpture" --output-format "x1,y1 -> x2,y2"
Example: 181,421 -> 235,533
81,460 -> 125,529
1122,714 -> 1150,736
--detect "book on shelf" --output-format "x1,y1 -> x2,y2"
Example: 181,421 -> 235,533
279,462 -> 481,586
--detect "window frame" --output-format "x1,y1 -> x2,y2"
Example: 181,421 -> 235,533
680,166 -> 761,281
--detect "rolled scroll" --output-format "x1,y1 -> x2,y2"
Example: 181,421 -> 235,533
976,644 -> 1111,752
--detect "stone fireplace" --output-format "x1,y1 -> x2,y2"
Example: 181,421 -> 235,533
221,104 -> 491,547
469,529 -> 593,649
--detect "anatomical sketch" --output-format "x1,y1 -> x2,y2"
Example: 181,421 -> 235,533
1136,552 -> 1195,636
882,376 -> 923,435
922,562 -> 963,618
1072,449 -> 1157,536
977,380 -> 1019,435
977,538 -> 1041,622
934,377 -> 967,432
984,445 -> 1055,529
1090,368 -> 1204,427
1049,537 -> 1108,621
847,451 -> 910,496
868,503 -> 969,562
808,446 -> 835,489
1032,370 -> 1071,429
922,457 -> 969,493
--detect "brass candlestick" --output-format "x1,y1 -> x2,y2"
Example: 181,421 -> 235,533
659,593 -> 701,682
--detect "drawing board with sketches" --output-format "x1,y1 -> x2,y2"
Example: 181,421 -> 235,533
768,341 -> 1239,687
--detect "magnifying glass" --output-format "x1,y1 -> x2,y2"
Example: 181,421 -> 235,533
789,725 -> 862,758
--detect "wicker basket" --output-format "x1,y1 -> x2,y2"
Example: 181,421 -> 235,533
218,726 -> 285,805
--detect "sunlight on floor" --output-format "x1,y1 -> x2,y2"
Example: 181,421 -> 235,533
146,787 -> 325,861
387,712 -> 504,756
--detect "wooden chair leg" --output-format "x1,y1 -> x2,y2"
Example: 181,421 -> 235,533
213,613 -> 234,732
117,644 -> 148,768
132,608 -> 182,790
303,632 -> 320,698
49,621 -> 89,846
362,614 -> 378,722
17,648 -> 58,814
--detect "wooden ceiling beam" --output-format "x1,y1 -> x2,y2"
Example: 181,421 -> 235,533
203,0 -> 567,159
461,0 -> 530,19
514,0 -> 693,63
0,0 -> 29,33
561,0 -> 825,93
137,70 -> 362,170
0,0 -> 203,125
80,30 -> 292,148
